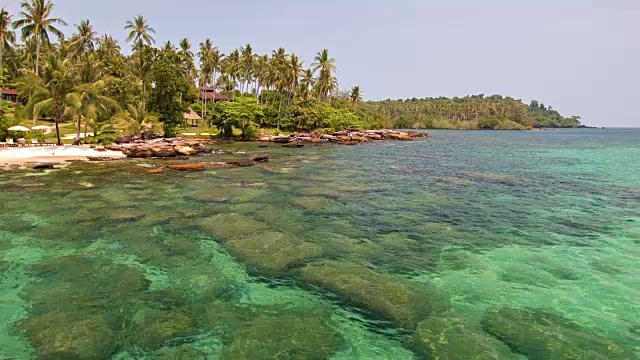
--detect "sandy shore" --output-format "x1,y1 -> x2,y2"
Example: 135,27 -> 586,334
0,145 -> 126,167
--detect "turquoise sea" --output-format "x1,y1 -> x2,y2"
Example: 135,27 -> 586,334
0,129 -> 638,359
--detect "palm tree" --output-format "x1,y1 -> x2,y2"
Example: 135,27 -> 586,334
125,15 -> 155,51
20,54 -> 75,145
311,49 -> 336,100
69,19 -> 96,58
349,86 -> 363,109
12,0 -> 66,75
116,101 -> 159,134
240,44 -> 253,94
96,35 -> 120,60
178,38 -> 195,79
70,81 -> 119,141
1,7 -> 16,112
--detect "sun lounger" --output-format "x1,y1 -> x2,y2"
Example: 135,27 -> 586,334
18,138 -> 28,147
44,139 -> 56,146
31,139 -> 45,146
6,138 -> 18,147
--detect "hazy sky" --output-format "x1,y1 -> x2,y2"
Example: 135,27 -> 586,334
4,0 -> 639,127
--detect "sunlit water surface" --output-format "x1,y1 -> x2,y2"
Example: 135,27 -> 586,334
1,129 -> 638,359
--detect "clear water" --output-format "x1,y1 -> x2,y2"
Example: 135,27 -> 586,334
0,129 -> 638,359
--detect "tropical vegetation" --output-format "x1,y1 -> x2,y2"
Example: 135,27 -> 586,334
0,1 -> 580,145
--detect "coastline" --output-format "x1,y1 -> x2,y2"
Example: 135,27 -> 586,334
0,145 -> 127,168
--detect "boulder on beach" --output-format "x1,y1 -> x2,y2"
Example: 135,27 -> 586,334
226,159 -> 255,167
283,142 -> 304,148
176,146 -> 196,156
482,306 -> 635,359
272,135 -> 291,143
167,163 -> 206,171
299,260 -> 449,329
124,147 -> 153,158
150,146 -> 177,157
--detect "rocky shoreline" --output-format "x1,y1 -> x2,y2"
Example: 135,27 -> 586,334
105,129 -> 429,159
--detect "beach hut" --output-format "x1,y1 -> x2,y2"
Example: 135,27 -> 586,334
199,86 -> 231,102
184,108 -> 202,127
1,88 -> 19,103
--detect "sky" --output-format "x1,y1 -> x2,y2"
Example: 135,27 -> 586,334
4,0 -> 639,127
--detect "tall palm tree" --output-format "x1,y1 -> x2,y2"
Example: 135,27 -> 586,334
178,38 -> 195,79
240,44 -> 253,94
1,7 -> 16,112
311,49 -> 336,100
349,85 -> 363,109
287,54 -> 303,104
69,19 -> 96,58
20,54 -> 75,145
12,0 -> 66,75
125,15 -> 155,51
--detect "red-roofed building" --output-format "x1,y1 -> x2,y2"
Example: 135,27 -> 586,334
1,88 -> 19,103
199,86 -> 231,101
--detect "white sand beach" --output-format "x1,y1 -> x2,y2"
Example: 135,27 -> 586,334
0,145 -> 126,166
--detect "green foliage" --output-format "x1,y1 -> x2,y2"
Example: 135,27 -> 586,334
210,97 -> 263,139
148,57 -> 189,137
0,115 -> 18,140
478,116 -> 499,129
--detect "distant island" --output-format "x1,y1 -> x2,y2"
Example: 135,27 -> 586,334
360,95 -> 582,130
1,2 -> 581,146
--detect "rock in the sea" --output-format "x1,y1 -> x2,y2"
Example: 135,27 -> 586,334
176,146 -> 196,156
220,310 -> 343,360
33,164 -> 56,169
482,307 -> 635,359
299,260 -> 449,328
17,312 -> 116,359
413,316 -> 513,359
251,155 -> 269,162
227,159 -> 255,167
283,142 -> 304,148
128,308 -> 197,351
200,214 -> 323,274
153,345 -> 206,360
272,135 -> 291,143
150,146 -> 177,157
366,133 -> 383,140
167,163 -> 206,171
124,147 -> 153,158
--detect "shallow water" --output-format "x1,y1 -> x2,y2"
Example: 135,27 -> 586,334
0,129 -> 639,359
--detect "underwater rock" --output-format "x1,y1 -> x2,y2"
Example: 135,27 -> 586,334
482,307 -> 635,359
18,312 -> 116,359
129,308 -> 197,351
226,159 -> 255,167
220,309 -> 343,360
201,214 -> 324,274
153,345 -> 206,360
299,260 -> 449,329
413,316 -> 513,359
167,163 -> 206,171
24,255 -> 150,314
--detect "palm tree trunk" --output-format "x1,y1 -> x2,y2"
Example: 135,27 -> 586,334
35,34 -> 41,76
0,42 -> 3,113
84,117 -> 88,139
143,80 -> 147,111
55,119 -> 62,145
76,114 -> 82,140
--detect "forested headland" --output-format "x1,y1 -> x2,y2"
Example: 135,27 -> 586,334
1,1 -> 581,145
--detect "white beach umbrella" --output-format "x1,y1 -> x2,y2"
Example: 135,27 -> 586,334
32,125 -> 52,134
7,125 -> 30,132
